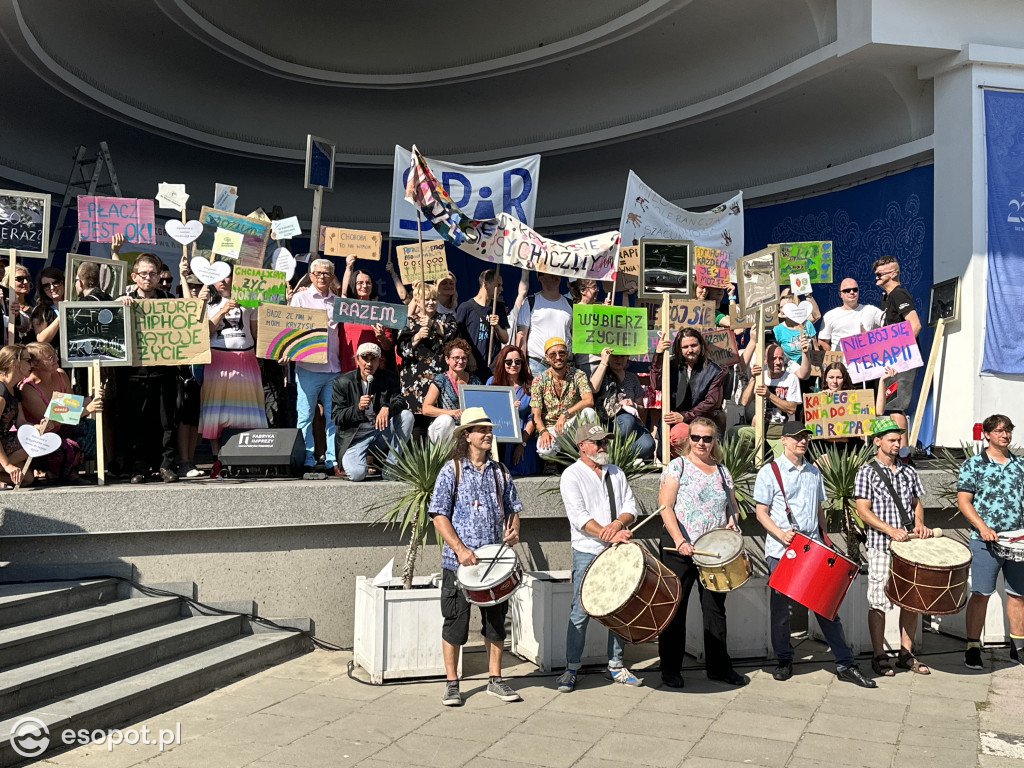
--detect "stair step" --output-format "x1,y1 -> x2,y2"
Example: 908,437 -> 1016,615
0,615 -> 242,714
0,581 -> 120,629
0,631 -> 308,767
0,598 -> 182,670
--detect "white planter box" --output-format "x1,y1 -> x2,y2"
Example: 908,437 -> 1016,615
510,570 -> 610,671
685,577 -> 771,661
808,576 -> 922,654
929,573 -> 1010,645
353,575 -> 459,684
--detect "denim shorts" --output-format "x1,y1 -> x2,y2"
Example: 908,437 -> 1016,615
969,537 -> 1024,597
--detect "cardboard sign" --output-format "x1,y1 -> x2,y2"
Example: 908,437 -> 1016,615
702,328 -> 741,367
59,301 -> 134,368
332,297 -> 408,329
256,305 -> 328,364
231,266 -> 287,308
572,305 -> 648,356
156,183 -> 188,212
195,207 -> 272,268
736,246 -> 780,312
319,227 -> 382,260
189,258 -> 232,286
132,299 -> 211,366
165,220 -> 203,245
629,330 -> 663,363
77,196 -> 156,244
212,229 -> 243,259
808,349 -> 845,378
214,183 -> 238,212
0,189 -> 51,257
693,246 -> 730,288
778,241 -> 833,283
838,321 -> 923,384
804,389 -> 876,439
17,425 -> 60,458
271,216 -> 302,240
397,240 -> 448,284
273,247 -> 296,281
614,245 -> 639,294
790,272 -> 812,294
643,299 -> 716,332
729,300 -> 779,329
45,392 -> 85,426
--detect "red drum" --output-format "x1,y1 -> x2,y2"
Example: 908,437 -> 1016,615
768,532 -> 858,620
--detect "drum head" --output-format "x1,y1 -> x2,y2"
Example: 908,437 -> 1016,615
580,543 -> 644,617
890,537 -> 971,567
456,543 -> 517,590
692,529 -> 743,566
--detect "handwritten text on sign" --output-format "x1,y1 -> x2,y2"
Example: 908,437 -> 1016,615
231,266 -> 287,308
132,299 -> 211,366
397,240 -> 448,284
838,321 -> 923,384
803,389 -> 876,438
702,329 -> 741,367
78,196 -> 155,244
614,246 -> 639,293
644,299 -> 716,332
693,246 -> 730,289
319,227 -> 382,260
572,305 -> 648,356
256,305 -> 328,363
332,297 -> 408,329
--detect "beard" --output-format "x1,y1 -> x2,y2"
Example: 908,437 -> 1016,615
590,450 -> 610,466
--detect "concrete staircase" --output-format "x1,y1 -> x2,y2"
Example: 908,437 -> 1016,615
0,578 -> 311,766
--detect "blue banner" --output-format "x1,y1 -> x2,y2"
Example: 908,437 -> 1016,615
983,90 -> 1024,374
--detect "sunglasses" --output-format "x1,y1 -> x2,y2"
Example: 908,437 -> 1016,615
874,270 -> 893,278
41,282 -> 61,290
690,434 -> 715,444
840,288 -> 859,294
14,276 -> 29,283
547,351 -> 567,359
504,358 -> 523,366
586,439 -> 609,447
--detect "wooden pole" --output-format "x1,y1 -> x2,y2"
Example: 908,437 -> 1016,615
310,186 -> 324,260
908,317 -> 945,450
415,211 -> 426,311
754,303 -> 766,462
660,293 -> 671,465
486,268 -> 501,368
92,359 -> 106,485
15,418 -> 49,489
7,248 -> 17,344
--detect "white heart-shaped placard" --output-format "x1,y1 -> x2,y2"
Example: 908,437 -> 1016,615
189,258 -> 232,286
18,425 -> 61,458
782,300 -> 813,325
166,220 -> 204,245
273,247 -> 296,281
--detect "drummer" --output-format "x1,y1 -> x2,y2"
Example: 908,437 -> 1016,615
428,406 -> 524,707
754,421 -> 876,687
854,416 -> 933,677
657,416 -> 748,688
956,414 -> 1024,670
556,422 -> 643,692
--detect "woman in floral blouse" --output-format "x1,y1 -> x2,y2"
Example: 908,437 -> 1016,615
395,284 -> 458,412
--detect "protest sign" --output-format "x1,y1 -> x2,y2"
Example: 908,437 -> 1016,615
319,227 -> 382,260
458,385 -> 522,444
642,299 -> 716,332
231,266 -> 287,308
45,393 -> 85,426
808,349 -> 845,378
693,246 -> 730,288
614,245 -> 639,294
702,328 -> 741,367
736,246 -> 780,312
156,183 -> 188,212
838,321 -> 923,384
256,305 -> 328,363
212,229 -> 243,259
59,301 -> 133,368
77,196 -> 155,244
397,240 -> 448,284
195,207 -> 272,267
305,135 -> 336,190
0,189 -> 51,256
729,300 -> 779,328
272,247 -> 296,280
132,299 -> 211,366
214,183 -> 238,212
271,216 -> 302,240
332,297 -> 408,329
639,239 -> 692,298
17,425 -> 60,458
165,220 -> 203,245
64,253 -> 126,302
572,305 -> 647,356
790,272 -> 812,294
803,389 -> 876,439
777,241 -> 833,283
629,331 -> 663,364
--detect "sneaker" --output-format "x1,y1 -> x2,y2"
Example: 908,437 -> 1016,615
441,680 -> 461,707
772,660 -> 793,681
608,666 -> 643,687
555,669 -> 576,693
486,678 -> 521,702
178,462 -> 204,479
965,646 -> 984,670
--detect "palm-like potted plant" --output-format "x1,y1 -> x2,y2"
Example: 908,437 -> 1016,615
807,441 -> 875,567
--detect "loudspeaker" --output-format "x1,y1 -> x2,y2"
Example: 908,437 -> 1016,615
218,429 -> 305,478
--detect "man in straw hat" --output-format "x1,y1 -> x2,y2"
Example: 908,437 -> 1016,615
855,415 -> 933,677
428,407 -> 523,707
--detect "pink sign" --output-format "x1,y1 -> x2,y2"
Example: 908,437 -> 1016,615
693,246 -> 730,288
77,196 -> 155,244
839,321 -> 923,384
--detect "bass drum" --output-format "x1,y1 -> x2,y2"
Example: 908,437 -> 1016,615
886,537 -> 971,615
768,533 -> 858,620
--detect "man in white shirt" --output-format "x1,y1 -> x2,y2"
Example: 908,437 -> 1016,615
515,273 -> 573,377
740,344 -> 802,433
556,423 -> 642,692
818,278 -> 884,351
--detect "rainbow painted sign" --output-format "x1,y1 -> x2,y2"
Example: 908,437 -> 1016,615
256,305 -> 328,364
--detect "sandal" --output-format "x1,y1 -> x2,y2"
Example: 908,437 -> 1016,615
872,654 -> 895,677
895,650 -> 931,675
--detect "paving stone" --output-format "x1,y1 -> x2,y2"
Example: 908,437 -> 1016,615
260,692 -> 362,722
792,733 -> 896,768
588,731 -> 691,767
680,759 -> 766,768
414,710 -> 518,739
44,741 -> 165,768
480,731 -> 590,768
513,709 -> 615,743
371,732 -> 489,767
219,675 -> 319,705
688,732 -> 794,768
137,736 -> 278,768
617,710 -> 713,743
302,677 -> 394,701
814,698 -> 904,722
903,711 -> 980,732
900,726 -> 980,751
807,712 -> 903,743
313,712 -> 423,744
544,689 -> 641,719
710,709 -> 806,742
892,745 -> 980,768
205,712 -> 327,747
261,734 -> 383,767
908,693 -> 983,718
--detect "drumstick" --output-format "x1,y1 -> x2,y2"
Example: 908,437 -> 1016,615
665,547 -> 719,557
627,506 -> 666,536
907,527 -> 943,539
480,542 -> 509,581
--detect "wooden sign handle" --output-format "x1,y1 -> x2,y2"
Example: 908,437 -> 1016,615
7,248 -> 17,344
93,359 -> 106,486
14,417 -> 49,489
753,303 -> 766,462
908,317 -> 945,449
660,293 -> 671,465
486,271 -> 500,369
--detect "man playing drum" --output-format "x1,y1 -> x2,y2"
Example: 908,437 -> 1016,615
755,421 -> 875,687
556,422 -> 643,692
854,416 -> 933,677
957,414 -> 1024,669
428,407 -> 523,707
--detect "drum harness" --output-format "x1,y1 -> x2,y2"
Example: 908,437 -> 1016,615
769,460 -> 841,557
867,460 -> 915,533
447,459 -> 515,581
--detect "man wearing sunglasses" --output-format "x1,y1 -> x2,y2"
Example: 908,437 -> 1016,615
817,278 -> 883,352
873,256 -> 922,448
531,337 -> 596,459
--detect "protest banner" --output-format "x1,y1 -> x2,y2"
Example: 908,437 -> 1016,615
729,300 -> 779,328
256,305 -> 328,364
59,301 -> 133,368
803,389 -> 876,439
64,253 -> 126,302
614,245 -> 639,294
77,196 -> 155,244
132,299 -> 211,366
231,266 -> 287,308
838,321 -> 923,384
195,207 -> 272,267
572,305 -> 647,356
777,241 -> 833,283
0,189 -> 50,257
332,297 -> 408,329
642,298 -> 716,332
702,328 -> 741,367
45,392 -> 85,426
693,246 -> 730,288
397,240 -> 448,284
319,227 -> 382,260
736,246 -> 780,312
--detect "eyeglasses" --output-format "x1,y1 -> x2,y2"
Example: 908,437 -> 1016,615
840,288 -> 859,294
311,271 -> 332,277
547,351 -> 567,359
785,434 -> 810,442
504,359 -> 523,366
355,281 -> 373,287
991,427 -> 1014,434
874,269 -> 894,278
135,271 -> 157,279
586,439 -> 609,447
689,434 -> 715,444
159,277 -> 173,284
449,355 -> 468,362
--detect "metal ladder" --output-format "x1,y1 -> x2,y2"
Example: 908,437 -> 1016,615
47,142 -> 123,265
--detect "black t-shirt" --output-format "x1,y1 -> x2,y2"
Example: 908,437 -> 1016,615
455,298 -> 509,374
881,285 -> 915,327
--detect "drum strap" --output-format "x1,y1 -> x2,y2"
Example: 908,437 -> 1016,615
869,460 -> 914,530
604,471 -> 618,521
717,464 -> 737,523
769,461 -> 799,531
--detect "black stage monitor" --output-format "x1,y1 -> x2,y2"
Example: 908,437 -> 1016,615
218,429 -> 305,478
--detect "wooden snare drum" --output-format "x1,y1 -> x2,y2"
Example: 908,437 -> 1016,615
456,544 -> 523,606
580,542 -> 681,643
692,529 -> 750,592
886,537 -> 971,615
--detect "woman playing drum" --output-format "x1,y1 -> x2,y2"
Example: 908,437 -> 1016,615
657,417 -> 748,688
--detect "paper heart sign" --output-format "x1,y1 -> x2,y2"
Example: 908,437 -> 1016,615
790,272 -> 812,295
782,300 -> 813,325
189,258 -> 232,286
273,247 -> 296,281
165,220 -> 204,245
18,425 -> 61,458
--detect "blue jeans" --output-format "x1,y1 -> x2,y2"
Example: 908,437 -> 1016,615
529,358 -> 547,378
566,548 -> 626,669
614,412 -> 655,461
295,367 -> 337,468
767,556 -> 854,670
342,410 -> 415,481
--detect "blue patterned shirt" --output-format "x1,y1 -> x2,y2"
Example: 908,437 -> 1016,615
428,458 -> 523,571
957,452 -> 1024,536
